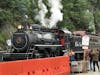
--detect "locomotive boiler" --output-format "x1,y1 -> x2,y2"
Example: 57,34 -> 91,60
12,24 -> 59,52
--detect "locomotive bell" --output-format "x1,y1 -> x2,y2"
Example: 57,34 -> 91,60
29,26 -> 32,30
18,25 -> 22,29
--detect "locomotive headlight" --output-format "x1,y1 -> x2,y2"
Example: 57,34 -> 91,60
18,25 -> 22,29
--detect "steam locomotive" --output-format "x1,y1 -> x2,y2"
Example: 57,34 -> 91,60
3,24 -> 71,61
2,22 -> 100,62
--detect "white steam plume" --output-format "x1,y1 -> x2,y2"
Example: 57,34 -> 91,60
35,0 -> 63,28
36,0 -> 48,27
48,0 -> 63,28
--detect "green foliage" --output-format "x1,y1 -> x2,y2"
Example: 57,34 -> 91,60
95,10 -> 100,23
61,0 -> 100,33
0,10 -> 13,26
0,0 -> 100,46
0,31 -> 7,44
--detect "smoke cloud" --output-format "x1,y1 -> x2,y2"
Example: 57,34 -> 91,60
48,0 -> 63,28
36,0 -> 48,27
36,0 -> 63,28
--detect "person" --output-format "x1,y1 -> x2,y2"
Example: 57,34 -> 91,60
68,49 -> 75,73
69,50 -> 75,61
89,50 -> 93,71
92,49 -> 100,72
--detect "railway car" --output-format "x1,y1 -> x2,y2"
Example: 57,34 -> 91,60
70,33 -> 100,72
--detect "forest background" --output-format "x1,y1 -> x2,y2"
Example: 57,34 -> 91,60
0,0 -> 100,50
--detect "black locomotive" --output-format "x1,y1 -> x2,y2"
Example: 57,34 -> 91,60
3,24 -> 71,61
2,23 -> 100,62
